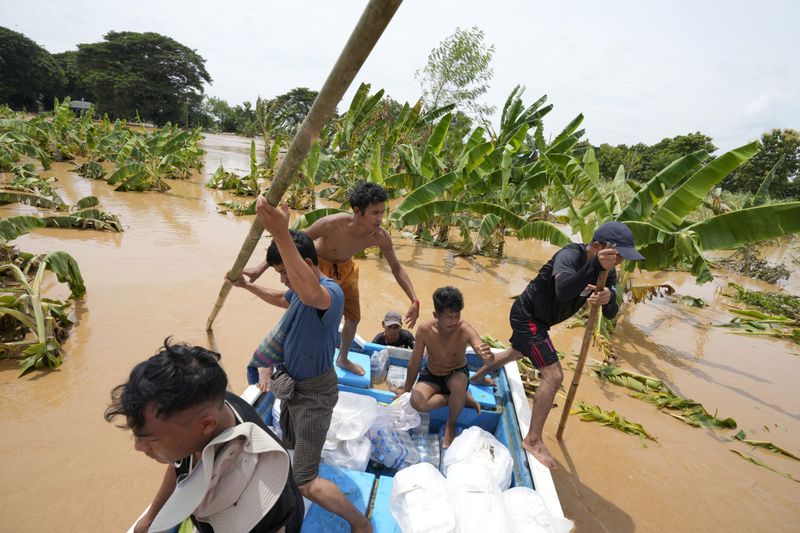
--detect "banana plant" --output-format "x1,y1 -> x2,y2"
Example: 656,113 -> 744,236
389,90 -> 578,254
107,124 -> 205,192
0,260 -> 73,375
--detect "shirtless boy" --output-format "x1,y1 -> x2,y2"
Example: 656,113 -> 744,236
245,182 -> 419,376
399,286 -> 493,448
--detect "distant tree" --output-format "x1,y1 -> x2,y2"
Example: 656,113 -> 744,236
52,51 -> 90,102
76,31 -> 211,125
724,128 -> 800,197
0,27 -> 65,110
270,87 -> 319,133
593,132 -> 716,182
415,26 -> 495,121
205,96 -> 236,131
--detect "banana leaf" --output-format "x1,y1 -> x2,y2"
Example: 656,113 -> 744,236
743,157 -> 783,209
292,208 -> 348,230
730,450 -> 799,483
0,216 -> 47,243
734,431 -> 800,461
619,150 -> 709,221
0,191 -> 64,210
390,173 -> 460,225
43,251 -> 85,298
514,220 -> 572,247
687,202 -> 800,251
650,142 -> 759,230
573,401 -> 658,442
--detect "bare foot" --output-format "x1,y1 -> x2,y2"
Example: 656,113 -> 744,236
337,357 -> 365,376
352,518 -> 373,533
470,374 -> 496,387
522,437 -> 559,470
465,391 -> 482,415
442,423 -> 456,449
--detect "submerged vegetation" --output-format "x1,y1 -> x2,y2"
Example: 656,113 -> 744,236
573,401 -> 658,442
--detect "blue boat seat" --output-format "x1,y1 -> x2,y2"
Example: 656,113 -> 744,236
302,464 -> 376,532
334,351 -> 372,388
372,476 -> 401,532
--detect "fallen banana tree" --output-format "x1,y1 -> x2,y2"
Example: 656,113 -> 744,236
572,401 -> 658,442
0,250 -> 84,375
590,364 -> 737,429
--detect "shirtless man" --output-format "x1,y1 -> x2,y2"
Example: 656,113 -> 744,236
245,182 -> 419,376
399,286 -> 493,448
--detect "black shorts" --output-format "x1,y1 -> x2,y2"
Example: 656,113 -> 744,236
418,364 -> 469,395
509,300 -> 559,369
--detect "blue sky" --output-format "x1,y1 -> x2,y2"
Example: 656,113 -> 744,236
2,0 -> 797,152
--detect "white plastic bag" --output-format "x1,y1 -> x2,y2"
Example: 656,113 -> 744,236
370,349 -> 390,385
385,392 -> 421,432
321,434 -> 372,471
447,463 -> 512,533
390,462 -> 456,533
270,398 -> 283,440
327,391 -> 378,442
502,487 -> 574,533
442,426 -> 513,492
386,365 -> 407,389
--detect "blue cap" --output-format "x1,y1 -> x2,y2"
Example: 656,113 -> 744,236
591,222 -> 645,261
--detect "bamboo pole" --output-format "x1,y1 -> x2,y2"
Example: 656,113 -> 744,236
556,269 -> 609,439
206,0 -> 403,331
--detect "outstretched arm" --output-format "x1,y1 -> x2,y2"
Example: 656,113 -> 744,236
465,322 -> 494,365
229,274 -> 289,309
133,466 -> 177,533
242,261 -> 269,282
256,197 -> 331,310
379,235 -> 420,327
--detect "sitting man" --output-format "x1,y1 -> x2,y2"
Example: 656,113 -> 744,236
232,196 -> 372,533
104,339 -> 303,533
399,286 -> 493,448
372,309 -> 415,349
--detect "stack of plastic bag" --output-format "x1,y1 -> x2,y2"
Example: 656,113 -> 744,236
368,393 -> 420,468
502,487 -> 574,533
370,348 -> 390,385
390,462 -> 456,533
446,463 -> 512,533
320,392 -> 378,471
442,426 -> 513,492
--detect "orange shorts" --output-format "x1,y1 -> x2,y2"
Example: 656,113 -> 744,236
318,258 -> 360,322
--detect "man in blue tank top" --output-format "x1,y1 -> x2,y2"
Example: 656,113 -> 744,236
232,196 -> 372,533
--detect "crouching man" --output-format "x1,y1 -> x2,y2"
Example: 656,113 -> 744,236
105,340 -> 303,533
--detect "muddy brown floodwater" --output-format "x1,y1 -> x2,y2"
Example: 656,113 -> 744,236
1,133 -> 799,532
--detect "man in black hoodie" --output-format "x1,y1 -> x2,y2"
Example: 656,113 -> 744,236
470,221 -> 644,469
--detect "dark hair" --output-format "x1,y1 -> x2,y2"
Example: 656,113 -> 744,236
266,229 -> 318,266
433,286 -> 464,314
349,181 -> 388,212
104,339 -> 227,431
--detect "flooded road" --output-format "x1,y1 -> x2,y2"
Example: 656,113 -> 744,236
1,133 -> 798,531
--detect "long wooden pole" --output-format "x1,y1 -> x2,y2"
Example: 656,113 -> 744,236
206,0 -> 403,331
556,269 -> 609,439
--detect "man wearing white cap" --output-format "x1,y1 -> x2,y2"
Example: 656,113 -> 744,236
105,340 -> 303,533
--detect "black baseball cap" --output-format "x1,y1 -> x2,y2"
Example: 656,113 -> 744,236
591,221 -> 645,261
